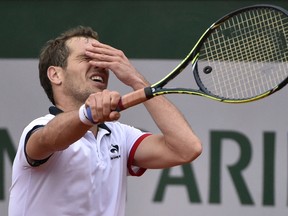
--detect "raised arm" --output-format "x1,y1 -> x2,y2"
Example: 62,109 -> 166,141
26,110 -> 90,161
86,41 -> 202,169
136,95 -> 202,169
26,89 -> 121,162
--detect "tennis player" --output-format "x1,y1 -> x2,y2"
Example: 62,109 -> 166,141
9,26 -> 202,216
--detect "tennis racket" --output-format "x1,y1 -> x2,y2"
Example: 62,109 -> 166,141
90,4 -> 288,116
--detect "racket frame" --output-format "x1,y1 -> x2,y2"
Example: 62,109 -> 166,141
116,4 -> 288,111
147,4 -> 288,104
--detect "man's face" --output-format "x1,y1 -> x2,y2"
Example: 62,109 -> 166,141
61,37 -> 109,104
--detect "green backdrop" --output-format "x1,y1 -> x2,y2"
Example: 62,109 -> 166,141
1,0 -> 288,59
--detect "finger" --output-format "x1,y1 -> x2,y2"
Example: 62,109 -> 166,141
109,111 -> 121,121
94,93 -> 105,122
85,94 -> 99,123
86,51 -> 117,64
91,41 -> 116,51
86,43 -> 125,60
88,60 -> 111,72
110,91 -> 121,111
102,90 -> 112,118
87,92 -> 105,123
86,44 -> 115,57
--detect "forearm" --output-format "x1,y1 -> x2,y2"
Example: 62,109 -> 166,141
143,95 -> 202,162
43,111 -> 90,149
27,110 -> 91,160
128,71 -> 201,161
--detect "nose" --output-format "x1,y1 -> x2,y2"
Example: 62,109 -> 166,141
92,66 -> 108,74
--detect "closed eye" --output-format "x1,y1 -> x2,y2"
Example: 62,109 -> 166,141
77,54 -> 92,62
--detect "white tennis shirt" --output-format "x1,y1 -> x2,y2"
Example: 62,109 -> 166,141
9,111 -> 151,216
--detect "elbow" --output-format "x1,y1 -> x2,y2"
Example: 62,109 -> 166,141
182,138 -> 203,163
193,140 -> 203,160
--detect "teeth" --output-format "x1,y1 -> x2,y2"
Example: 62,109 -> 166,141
91,76 -> 103,83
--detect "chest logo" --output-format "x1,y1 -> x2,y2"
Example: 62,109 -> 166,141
109,144 -> 121,160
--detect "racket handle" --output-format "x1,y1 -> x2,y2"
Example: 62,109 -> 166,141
116,87 -> 153,111
85,87 -> 153,123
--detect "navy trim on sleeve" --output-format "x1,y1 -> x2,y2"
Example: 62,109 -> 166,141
24,125 -> 52,167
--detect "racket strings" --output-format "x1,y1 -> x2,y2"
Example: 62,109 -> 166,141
197,7 -> 288,99
209,11 -> 287,98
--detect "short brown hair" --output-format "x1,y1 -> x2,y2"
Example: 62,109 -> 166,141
38,26 -> 99,105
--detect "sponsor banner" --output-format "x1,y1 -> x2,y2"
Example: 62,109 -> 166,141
0,59 -> 287,216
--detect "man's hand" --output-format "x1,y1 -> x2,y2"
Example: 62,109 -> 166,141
85,89 -> 121,124
85,41 -> 149,90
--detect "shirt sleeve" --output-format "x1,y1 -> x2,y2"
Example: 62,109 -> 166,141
18,114 -> 54,167
127,133 -> 152,176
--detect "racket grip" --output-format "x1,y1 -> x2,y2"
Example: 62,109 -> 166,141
116,87 -> 153,111
85,87 -> 153,123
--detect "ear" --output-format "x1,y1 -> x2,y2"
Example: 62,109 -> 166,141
47,66 -> 62,85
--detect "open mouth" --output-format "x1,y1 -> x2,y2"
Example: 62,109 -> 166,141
90,75 -> 104,83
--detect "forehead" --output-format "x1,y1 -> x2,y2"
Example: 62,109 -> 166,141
66,37 -> 97,55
